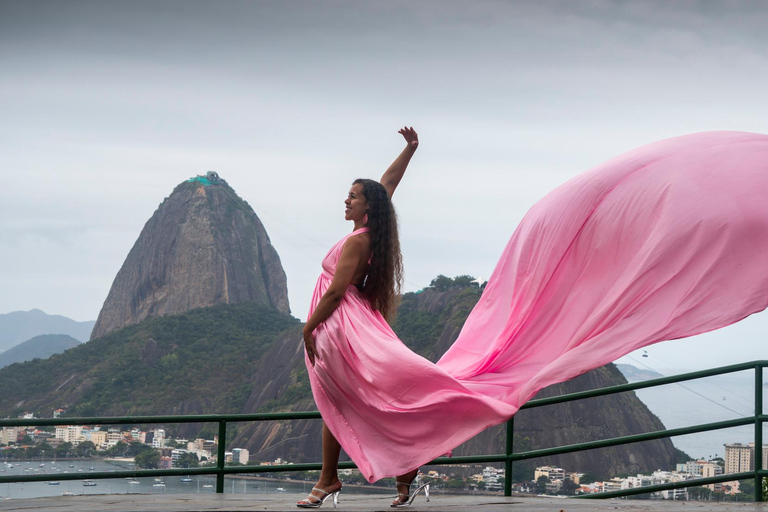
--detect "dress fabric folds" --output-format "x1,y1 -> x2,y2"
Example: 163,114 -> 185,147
305,131 -> 768,482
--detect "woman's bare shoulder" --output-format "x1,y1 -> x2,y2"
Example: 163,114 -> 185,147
344,232 -> 372,255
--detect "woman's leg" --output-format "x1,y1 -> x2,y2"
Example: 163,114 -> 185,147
392,468 -> 419,505
319,422 -> 342,486
297,422 -> 342,505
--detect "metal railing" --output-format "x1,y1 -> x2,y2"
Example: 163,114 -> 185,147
1,360 -> 765,501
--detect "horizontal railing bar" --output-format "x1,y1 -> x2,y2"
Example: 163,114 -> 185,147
220,461 -> 356,474
577,471 -> 755,499
522,360 -> 768,409
0,411 -> 323,428
0,466 -> 219,484
0,461 -> 365,485
508,416 -> 754,461
426,454 -> 508,465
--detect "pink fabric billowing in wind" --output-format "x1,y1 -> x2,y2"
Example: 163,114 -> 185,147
306,131 -> 768,482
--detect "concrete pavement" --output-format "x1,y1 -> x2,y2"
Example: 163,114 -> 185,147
2,494 -> 768,512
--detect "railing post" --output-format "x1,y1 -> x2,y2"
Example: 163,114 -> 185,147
505,416 -> 514,496
217,420 -> 227,493
756,364 -> 764,502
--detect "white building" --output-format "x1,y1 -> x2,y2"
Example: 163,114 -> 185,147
151,429 -> 166,448
482,466 -> 505,491
55,425 -> 84,444
676,461 -> 703,476
545,479 -> 563,493
622,475 -> 654,489
602,478 -> 623,493
702,463 -> 723,491
171,449 -> 199,467
232,448 -> 249,465
106,429 -> 122,447
660,487 -> 688,500
534,466 -> 565,481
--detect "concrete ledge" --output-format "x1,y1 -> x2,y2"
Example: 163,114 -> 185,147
2,494 -> 767,512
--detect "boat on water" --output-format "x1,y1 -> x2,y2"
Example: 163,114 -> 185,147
180,477 -> 193,483
82,480 -> 97,486
276,487 -> 287,492
61,491 -> 74,496
152,482 -> 166,487
127,479 -> 140,484
202,484 -> 213,488
47,481 -> 60,485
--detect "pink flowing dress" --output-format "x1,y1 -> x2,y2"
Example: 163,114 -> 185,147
306,131 -> 768,483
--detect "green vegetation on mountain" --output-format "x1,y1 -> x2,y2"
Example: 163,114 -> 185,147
392,276 -> 483,361
0,334 -> 81,369
0,303 -> 298,418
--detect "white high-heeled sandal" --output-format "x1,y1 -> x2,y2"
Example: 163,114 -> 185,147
391,480 -> 430,508
296,486 -> 342,508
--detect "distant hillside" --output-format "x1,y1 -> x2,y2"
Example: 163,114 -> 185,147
0,334 -> 81,369
0,303 -> 298,418
616,363 -> 664,382
0,310 -> 94,352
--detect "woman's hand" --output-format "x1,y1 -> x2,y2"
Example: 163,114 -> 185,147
398,126 -> 419,149
303,327 -> 319,366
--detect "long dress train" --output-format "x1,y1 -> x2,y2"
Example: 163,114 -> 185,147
305,131 -> 768,482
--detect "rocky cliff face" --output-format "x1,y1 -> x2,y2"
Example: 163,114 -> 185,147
91,174 -> 289,340
233,286 -> 679,480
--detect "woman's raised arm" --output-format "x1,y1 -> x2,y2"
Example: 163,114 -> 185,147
380,127 -> 418,198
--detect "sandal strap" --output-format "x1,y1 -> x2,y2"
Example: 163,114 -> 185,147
298,487 -> 335,504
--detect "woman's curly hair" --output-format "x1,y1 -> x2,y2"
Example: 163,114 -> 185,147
353,179 -> 403,321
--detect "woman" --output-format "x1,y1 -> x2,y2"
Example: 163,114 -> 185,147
298,126 -> 424,508
298,129 -> 768,507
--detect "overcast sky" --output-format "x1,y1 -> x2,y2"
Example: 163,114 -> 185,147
2,0 -> 767,372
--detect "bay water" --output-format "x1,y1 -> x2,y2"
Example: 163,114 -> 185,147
0,458 -> 389,500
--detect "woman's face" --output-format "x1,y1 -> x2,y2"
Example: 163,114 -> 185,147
345,183 -> 368,222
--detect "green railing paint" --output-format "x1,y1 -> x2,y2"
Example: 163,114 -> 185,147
504,415 -> 514,496
1,359 -> 766,501
756,364 -> 764,502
